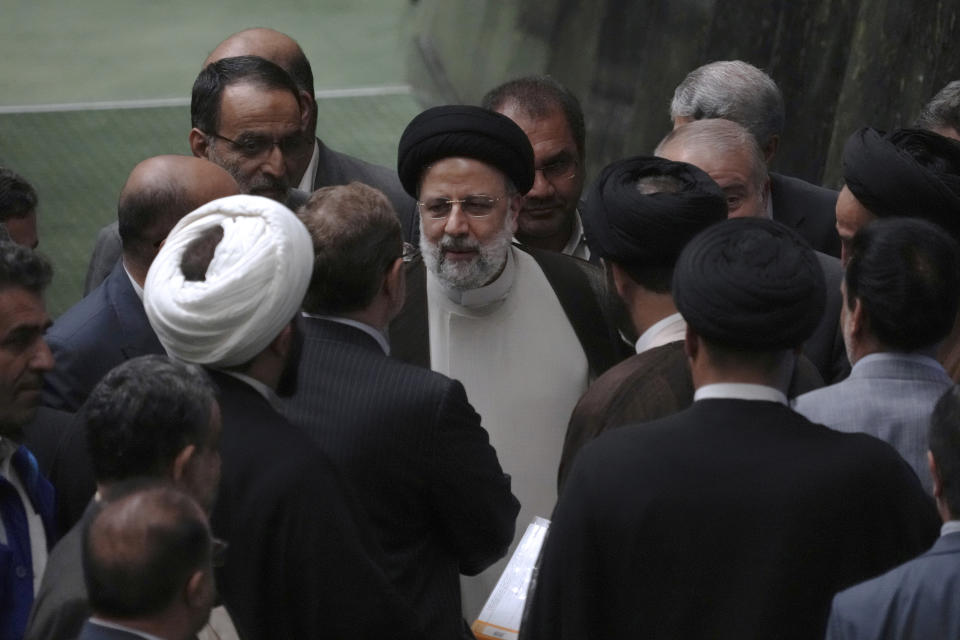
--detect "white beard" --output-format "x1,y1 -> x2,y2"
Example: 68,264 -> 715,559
420,216 -> 514,290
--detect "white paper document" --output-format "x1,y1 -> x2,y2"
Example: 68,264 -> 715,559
471,516 -> 550,640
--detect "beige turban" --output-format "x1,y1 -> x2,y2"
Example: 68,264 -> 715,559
144,194 -> 313,367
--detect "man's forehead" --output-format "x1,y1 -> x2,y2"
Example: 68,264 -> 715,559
218,82 -> 300,130
662,142 -> 754,182
0,287 -> 49,331
420,157 -> 507,189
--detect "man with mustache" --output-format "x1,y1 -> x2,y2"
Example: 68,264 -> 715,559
392,105 -> 623,622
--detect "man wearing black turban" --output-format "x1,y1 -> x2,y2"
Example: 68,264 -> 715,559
838,127 -> 960,381
390,105 -> 624,624
522,218 -> 940,640
557,157 -> 822,489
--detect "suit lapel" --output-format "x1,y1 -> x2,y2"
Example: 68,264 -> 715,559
388,258 -> 430,368
105,262 -> 164,360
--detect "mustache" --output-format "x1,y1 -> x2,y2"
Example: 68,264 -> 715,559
439,236 -> 480,252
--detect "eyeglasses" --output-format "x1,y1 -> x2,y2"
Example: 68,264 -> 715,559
417,195 -> 505,219
207,132 -> 307,159
537,158 -> 577,183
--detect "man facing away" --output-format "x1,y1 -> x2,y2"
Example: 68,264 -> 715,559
794,218 -> 959,493
0,241 -> 56,640
916,79 -> 960,141
521,218 -> 940,640
76,484 -> 217,640
826,384 -> 960,639
143,194 -> 422,639
283,182 -> 518,638
26,355 -> 233,640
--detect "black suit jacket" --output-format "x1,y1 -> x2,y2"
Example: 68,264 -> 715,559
523,399 -> 940,640
207,370 -> 423,640
771,171 -> 841,258
281,318 -> 518,639
44,260 -> 164,411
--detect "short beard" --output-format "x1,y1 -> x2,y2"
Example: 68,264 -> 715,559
420,216 -> 514,290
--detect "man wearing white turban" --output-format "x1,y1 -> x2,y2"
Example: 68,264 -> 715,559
143,194 -> 423,640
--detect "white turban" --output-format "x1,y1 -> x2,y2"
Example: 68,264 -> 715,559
144,194 -> 313,367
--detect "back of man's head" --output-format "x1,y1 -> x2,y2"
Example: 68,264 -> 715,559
583,155 -> 727,292
670,60 -> 784,153
117,156 -> 238,276
190,55 -> 301,135
298,182 -> 402,316
930,385 -> 960,518
0,167 -> 37,222
83,484 -> 213,627
84,355 -> 217,488
481,75 -> 586,159
845,218 -> 960,352
0,240 -> 51,295
916,80 -> 960,140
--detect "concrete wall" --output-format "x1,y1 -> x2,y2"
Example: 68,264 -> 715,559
406,0 -> 960,188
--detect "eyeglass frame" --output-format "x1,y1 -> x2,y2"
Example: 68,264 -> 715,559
205,131 -> 308,160
416,195 -> 508,219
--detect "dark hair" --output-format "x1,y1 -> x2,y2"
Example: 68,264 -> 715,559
481,75 -> 586,160
83,355 -> 217,483
931,385 -> 960,515
286,47 -> 314,98
298,183 -> 402,315
118,180 -> 192,269
0,168 -> 37,222
0,241 -> 52,293
845,217 -> 960,351
83,483 -> 210,618
916,80 -> 960,135
180,225 -> 224,282
191,55 -> 301,134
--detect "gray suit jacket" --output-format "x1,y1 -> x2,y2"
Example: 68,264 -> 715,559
826,531 -> 960,639
793,353 -> 952,493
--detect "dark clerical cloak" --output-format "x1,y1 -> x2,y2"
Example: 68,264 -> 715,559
523,399 -> 939,640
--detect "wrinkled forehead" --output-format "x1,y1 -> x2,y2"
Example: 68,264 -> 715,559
418,157 -> 511,196
217,82 -> 301,133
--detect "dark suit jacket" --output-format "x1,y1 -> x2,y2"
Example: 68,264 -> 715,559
558,341 -> 824,489
281,318 -> 518,639
24,502 -> 98,640
313,140 -> 418,242
523,399 -> 940,640
771,171 -> 841,258
44,260 -> 164,411
208,370 -> 423,640
809,250 -> 850,383
826,531 -> 960,639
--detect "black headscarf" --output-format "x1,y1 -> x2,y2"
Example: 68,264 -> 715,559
842,127 -> 960,239
673,218 -> 826,350
397,105 -> 535,197
583,155 -> 727,268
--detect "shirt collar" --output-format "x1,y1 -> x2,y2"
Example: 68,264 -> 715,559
87,619 -> 165,640
853,351 -> 945,373
297,139 -> 320,192
694,383 -> 788,405
123,262 -> 144,301
431,246 -> 516,308
215,369 -> 284,413
302,313 -> 390,355
635,313 -> 686,355
561,209 -> 591,261
941,520 -> 960,537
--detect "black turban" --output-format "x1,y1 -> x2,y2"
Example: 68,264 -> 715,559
842,127 -> 960,239
672,218 -> 826,350
397,105 -> 535,197
583,156 -> 728,268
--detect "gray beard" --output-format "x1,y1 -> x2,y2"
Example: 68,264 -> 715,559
419,218 -> 513,290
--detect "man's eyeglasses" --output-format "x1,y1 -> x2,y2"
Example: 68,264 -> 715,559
417,195 -> 505,219
537,158 -> 577,183
207,132 -> 307,159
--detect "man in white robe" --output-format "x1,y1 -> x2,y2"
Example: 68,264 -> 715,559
394,105 -> 622,619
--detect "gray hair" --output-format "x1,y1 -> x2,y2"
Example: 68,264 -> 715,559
916,80 -> 960,135
655,119 -> 769,192
670,60 -> 785,150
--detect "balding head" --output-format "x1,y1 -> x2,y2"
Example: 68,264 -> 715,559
118,155 -> 238,284
656,119 -> 769,218
205,28 -> 316,140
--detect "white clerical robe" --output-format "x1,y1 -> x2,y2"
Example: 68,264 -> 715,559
427,247 -> 590,619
